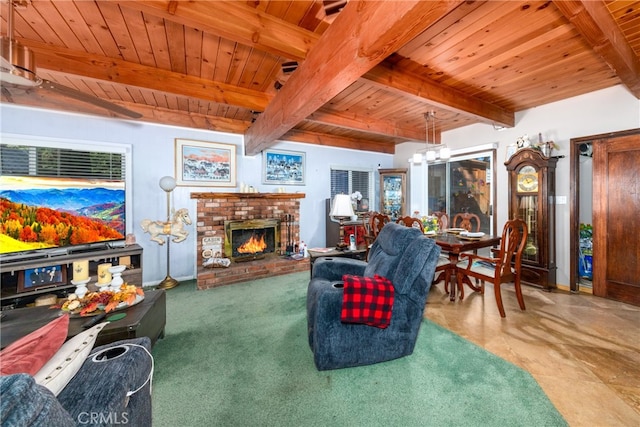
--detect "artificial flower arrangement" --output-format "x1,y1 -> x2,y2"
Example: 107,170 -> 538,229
61,284 -> 144,316
421,216 -> 439,233
350,191 -> 362,202
350,191 -> 363,211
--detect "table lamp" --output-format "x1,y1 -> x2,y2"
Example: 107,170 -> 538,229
330,194 -> 355,250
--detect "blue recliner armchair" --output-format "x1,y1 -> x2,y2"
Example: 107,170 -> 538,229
307,222 -> 441,370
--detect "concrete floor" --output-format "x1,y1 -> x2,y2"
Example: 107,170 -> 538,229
425,282 -> 640,426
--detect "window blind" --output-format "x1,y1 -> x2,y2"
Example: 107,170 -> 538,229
330,166 -> 373,202
1,145 -> 125,181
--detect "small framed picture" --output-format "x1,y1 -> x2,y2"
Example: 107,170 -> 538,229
175,138 -> 237,187
18,265 -> 67,293
262,149 -> 305,185
505,144 -> 518,161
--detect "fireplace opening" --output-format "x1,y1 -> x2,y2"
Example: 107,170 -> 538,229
224,219 -> 280,261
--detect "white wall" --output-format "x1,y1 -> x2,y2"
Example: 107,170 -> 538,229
395,85 -> 640,286
0,105 -> 393,285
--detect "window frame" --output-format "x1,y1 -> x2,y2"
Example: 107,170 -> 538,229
329,164 -> 375,211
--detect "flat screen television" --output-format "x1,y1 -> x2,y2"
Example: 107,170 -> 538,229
0,175 -> 126,258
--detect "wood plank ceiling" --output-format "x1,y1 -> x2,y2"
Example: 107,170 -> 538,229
1,0 -> 639,155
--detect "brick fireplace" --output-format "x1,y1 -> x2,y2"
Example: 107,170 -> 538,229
191,192 -> 309,290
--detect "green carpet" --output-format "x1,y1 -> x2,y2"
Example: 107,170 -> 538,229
151,272 -> 566,427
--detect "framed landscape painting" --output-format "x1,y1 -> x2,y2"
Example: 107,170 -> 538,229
262,149 -> 305,185
175,139 -> 236,187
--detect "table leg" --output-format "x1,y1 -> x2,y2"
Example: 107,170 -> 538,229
448,253 -> 459,302
460,274 -> 483,293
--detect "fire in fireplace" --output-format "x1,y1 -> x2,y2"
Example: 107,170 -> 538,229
224,219 -> 280,261
238,234 -> 267,254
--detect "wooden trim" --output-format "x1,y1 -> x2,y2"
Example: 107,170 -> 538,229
190,192 -> 305,200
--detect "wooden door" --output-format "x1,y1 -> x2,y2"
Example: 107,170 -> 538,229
592,129 -> 640,305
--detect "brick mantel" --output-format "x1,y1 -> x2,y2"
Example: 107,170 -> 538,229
191,192 -> 309,290
191,192 -> 305,200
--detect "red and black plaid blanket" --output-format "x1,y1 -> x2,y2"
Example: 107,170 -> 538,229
340,274 -> 394,329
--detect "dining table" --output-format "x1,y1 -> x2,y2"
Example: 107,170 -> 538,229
431,231 -> 501,301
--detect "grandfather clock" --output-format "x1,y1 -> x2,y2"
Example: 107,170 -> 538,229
505,148 -> 558,290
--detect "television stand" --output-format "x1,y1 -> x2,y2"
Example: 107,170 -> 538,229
0,244 -> 144,309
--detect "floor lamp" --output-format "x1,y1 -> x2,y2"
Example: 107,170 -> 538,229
329,194 -> 355,250
158,176 -> 179,289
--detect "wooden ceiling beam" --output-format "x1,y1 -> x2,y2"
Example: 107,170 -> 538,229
554,0 -> 640,98
125,1 -> 313,61
305,110 -> 424,141
20,39 -> 272,112
244,0 -> 464,155
1,85 -> 251,133
363,64 -> 515,128
282,129 -> 395,154
132,104 -> 252,134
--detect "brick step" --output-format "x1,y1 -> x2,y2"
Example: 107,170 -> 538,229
197,255 -> 309,290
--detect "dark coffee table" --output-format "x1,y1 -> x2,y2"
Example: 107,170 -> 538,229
1,289 -> 166,350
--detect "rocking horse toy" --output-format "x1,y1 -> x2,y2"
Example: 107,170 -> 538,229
141,208 -> 192,245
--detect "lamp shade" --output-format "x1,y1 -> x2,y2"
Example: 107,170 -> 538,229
159,176 -> 177,192
426,150 -> 437,162
440,147 -> 451,160
330,194 -> 355,219
412,153 -> 423,163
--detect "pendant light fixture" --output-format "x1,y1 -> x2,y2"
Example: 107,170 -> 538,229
413,110 -> 449,163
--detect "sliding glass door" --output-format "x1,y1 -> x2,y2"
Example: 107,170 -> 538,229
410,147 -> 496,235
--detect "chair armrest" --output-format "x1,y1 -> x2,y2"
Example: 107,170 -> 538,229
458,253 -> 501,273
58,337 -> 153,427
311,257 -> 366,281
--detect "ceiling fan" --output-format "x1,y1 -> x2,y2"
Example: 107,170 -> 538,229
0,0 -> 141,119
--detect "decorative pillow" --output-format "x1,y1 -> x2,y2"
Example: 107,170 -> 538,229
34,321 -> 108,396
0,314 -> 69,376
341,274 -> 394,328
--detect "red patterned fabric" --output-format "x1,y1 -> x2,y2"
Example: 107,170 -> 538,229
341,274 -> 394,328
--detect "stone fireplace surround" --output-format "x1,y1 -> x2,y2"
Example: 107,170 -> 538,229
191,192 -> 309,290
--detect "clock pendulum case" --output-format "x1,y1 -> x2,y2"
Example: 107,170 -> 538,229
505,148 -> 558,289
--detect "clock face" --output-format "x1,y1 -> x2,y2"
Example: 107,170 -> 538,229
517,166 -> 538,193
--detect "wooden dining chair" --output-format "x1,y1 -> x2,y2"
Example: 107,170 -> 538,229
452,212 -> 481,232
452,211 -> 484,286
395,216 -> 425,232
363,213 -> 390,259
432,255 -> 452,291
455,219 -> 528,318
430,211 -> 450,290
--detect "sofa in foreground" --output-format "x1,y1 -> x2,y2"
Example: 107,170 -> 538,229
307,222 -> 441,370
1,336 -> 153,427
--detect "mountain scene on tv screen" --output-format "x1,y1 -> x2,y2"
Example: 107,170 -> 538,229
0,186 -> 125,254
